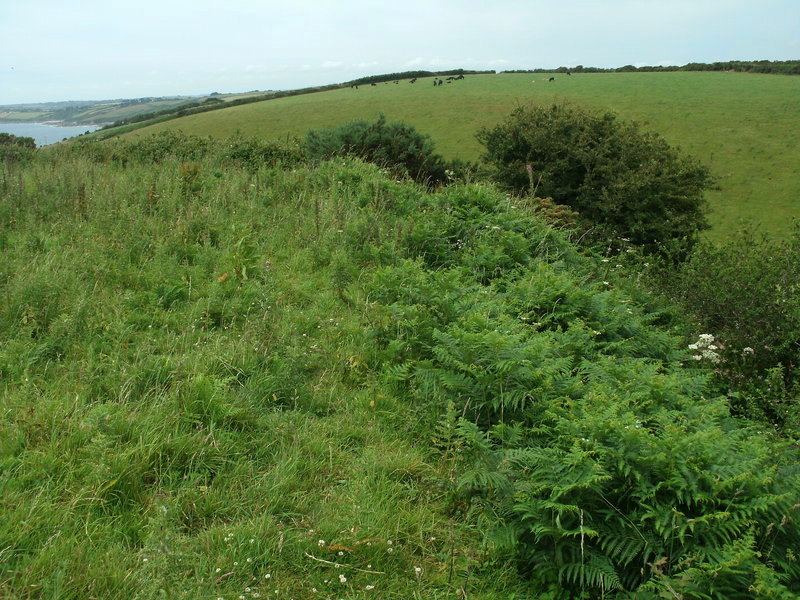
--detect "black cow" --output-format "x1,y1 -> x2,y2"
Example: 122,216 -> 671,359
548,77 -> 555,82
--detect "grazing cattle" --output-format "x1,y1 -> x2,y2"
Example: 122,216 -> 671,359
548,77 -> 555,82
410,78 -> 417,83
371,83 -> 377,86
567,71 -> 571,76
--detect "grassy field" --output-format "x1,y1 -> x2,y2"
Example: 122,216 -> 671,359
118,71 -> 800,238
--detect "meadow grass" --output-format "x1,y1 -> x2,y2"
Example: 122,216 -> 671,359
117,71 -> 800,239
0,153 -> 525,599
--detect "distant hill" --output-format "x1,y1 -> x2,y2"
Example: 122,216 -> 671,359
0,91 -> 271,126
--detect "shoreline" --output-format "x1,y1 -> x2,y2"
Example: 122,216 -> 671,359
0,120 -> 106,128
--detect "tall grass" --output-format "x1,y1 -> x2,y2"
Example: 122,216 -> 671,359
0,148 -> 524,599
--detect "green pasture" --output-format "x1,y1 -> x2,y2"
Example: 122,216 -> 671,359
0,110 -> 49,122
121,72 -> 800,238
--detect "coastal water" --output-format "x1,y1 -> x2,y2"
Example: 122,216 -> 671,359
0,122 -> 102,147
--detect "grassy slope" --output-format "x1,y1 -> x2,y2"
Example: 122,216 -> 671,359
120,72 -> 800,239
0,152 -> 521,599
3,141 -> 799,598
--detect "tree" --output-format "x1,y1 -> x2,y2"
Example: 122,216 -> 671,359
0,132 -> 37,164
477,103 -> 713,256
0,132 -> 36,150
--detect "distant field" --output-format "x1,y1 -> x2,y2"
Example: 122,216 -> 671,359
0,110 -> 49,121
120,72 -> 800,238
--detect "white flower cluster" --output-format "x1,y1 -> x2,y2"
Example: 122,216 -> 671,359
688,333 -> 722,363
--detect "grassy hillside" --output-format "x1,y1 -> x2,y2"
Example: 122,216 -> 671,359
0,93 -> 270,127
1,136 -> 799,598
117,72 -> 800,239
0,148 -> 509,599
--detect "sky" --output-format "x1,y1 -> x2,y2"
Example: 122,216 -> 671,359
1,0 -> 798,104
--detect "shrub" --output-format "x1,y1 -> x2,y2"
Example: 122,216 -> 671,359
477,103 -> 714,256
219,134 -> 306,171
305,115 -> 449,185
651,227 -> 800,428
0,132 -> 37,164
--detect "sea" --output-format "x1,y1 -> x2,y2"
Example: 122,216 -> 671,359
0,122 -> 102,147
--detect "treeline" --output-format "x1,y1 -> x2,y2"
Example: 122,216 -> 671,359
504,59 -> 800,75
346,69 -> 495,86
102,83 -> 347,131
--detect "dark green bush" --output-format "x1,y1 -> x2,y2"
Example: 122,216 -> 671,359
305,115 -> 449,185
477,103 -> 713,256
0,132 -> 37,164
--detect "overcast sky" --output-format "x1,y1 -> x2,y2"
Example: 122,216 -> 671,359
1,0 -> 798,104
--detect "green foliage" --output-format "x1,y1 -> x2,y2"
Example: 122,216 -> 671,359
0,132 -> 37,163
650,227 -> 800,430
3,147 -> 520,599
507,59 -> 800,75
477,103 -> 714,255
305,114 -> 449,185
659,228 -> 800,378
347,181 -> 800,598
